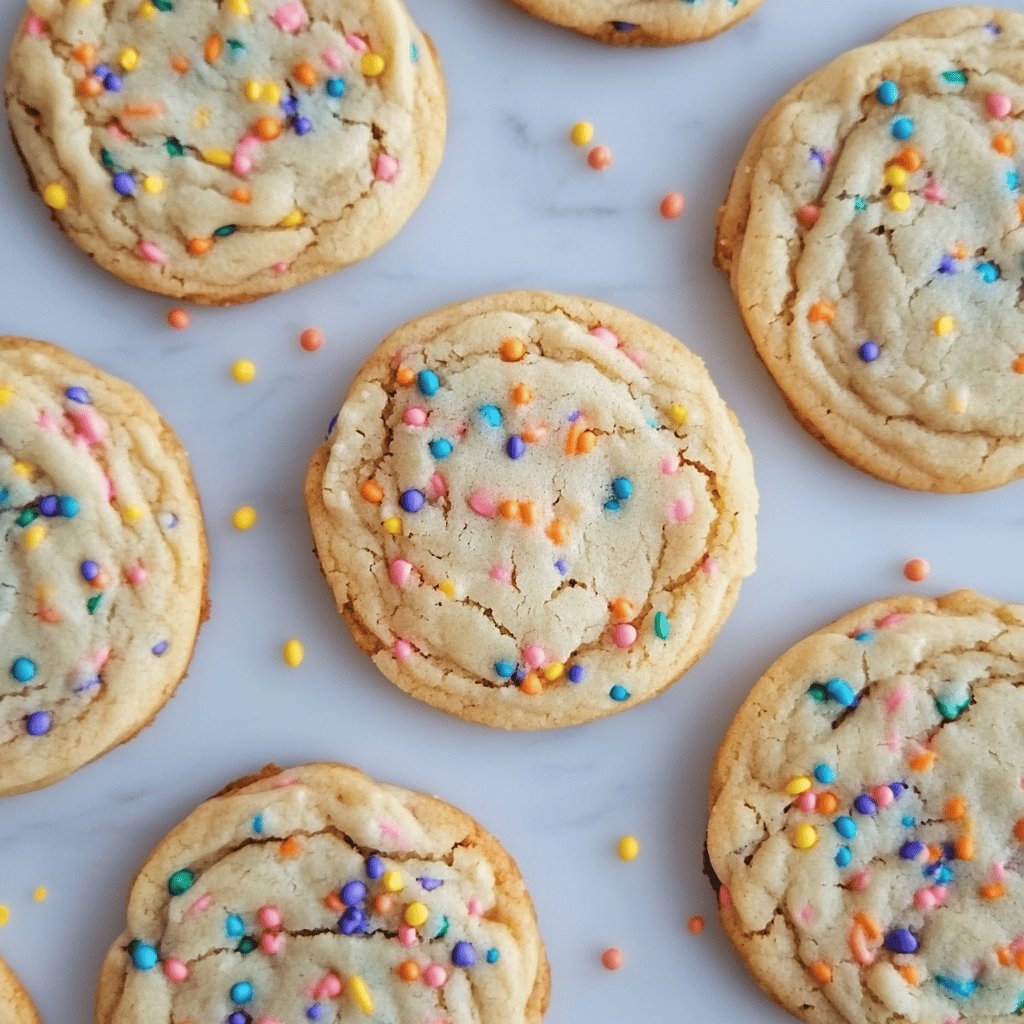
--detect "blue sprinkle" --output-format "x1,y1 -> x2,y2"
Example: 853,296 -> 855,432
417,369 -> 440,397
65,386 -> 91,404
410,41 -> 419,61
326,77 -> 346,97
486,948 -> 500,964
891,116 -> 915,140
603,499 -> 621,512
494,660 -> 516,679
58,495 -> 80,517
813,764 -> 835,784
611,477 -> 633,500
429,438 -> 453,460
976,261 -> 1000,283
826,678 -> 857,707
609,684 -> 630,702
835,846 -> 852,868
10,658 -> 36,683
901,815 -> 916,827
129,942 -> 158,971
876,80 -> 900,105
935,975 -> 978,999
1009,171 -> 1020,192
834,816 -> 857,839
230,981 -> 254,1004
226,914 -> 245,938
251,815 -> 264,834
306,1006 -> 324,1021
854,630 -> 875,642
478,405 -> 502,427
936,864 -> 954,884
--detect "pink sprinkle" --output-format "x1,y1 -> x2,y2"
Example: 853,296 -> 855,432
625,348 -> 647,369
884,683 -> 908,715
403,406 -> 428,427
37,411 -> 58,431
163,958 -> 189,982
871,785 -> 894,809
272,1 -> 308,32
68,405 -> 108,446
993,861 -> 1007,882
851,870 -> 871,891
257,1018 -> 283,1024
126,564 -> 148,586
378,820 -> 411,847
107,123 -> 129,141
612,623 -> 637,649
489,565 -> 511,583
258,905 -> 282,929
883,727 -> 904,753
25,13 -> 46,36
799,904 -> 816,923
522,644 -> 546,669
137,240 -> 167,264
345,33 -> 368,52
932,885 -> 949,906
422,964 -> 447,988
986,92 -> 1013,118
185,893 -> 212,918
103,474 -> 116,501
427,473 -> 447,499
718,885 -> 732,908
670,495 -> 694,522
452,422 -> 467,439
398,924 -> 418,946
589,326 -> 619,348
260,932 -> 283,955
322,48 -> 343,70
467,490 -> 496,518
393,638 -> 413,661
389,559 -> 413,587
233,152 -> 253,176
90,647 -> 110,669
923,182 -> 947,204
374,154 -> 400,182
316,974 -> 343,999
467,897 -> 483,917
1009,934 -> 1024,954
877,613 -> 906,628
701,555 -> 718,576
272,261 -> 291,274
660,455 -> 679,475
796,203 -> 821,228
272,774 -> 298,788
914,887 -> 937,910
238,135 -> 261,153
796,791 -> 816,813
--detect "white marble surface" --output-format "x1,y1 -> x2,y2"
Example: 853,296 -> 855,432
2,0 -> 1024,1020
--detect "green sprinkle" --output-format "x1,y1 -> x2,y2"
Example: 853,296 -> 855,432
434,915 -> 449,939
941,69 -> 968,86
100,148 -> 120,171
164,137 -> 185,158
16,509 -> 37,527
86,593 -> 103,615
237,936 -> 256,955
807,683 -> 827,703
213,224 -> 237,238
653,611 -> 670,640
167,868 -> 195,896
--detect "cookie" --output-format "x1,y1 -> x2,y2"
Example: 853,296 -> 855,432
306,291 -> 757,729
707,590 -> 1024,1024
504,0 -> 760,46
0,958 -> 41,1024
716,7 -> 1024,492
96,762 -> 549,1024
0,337 -> 207,795
5,0 -> 446,305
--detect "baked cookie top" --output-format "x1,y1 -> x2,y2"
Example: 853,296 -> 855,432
0,338 -> 206,795
96,763 -> 549,1024
716,7 -> 1024,492
306,292 -> 757,729
505,0 -> 760,46
0,958 -> 41,1024
4,0 -> 446,304
708,590 -> 1024,1024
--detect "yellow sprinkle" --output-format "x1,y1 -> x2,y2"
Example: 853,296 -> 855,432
947,388 -> 969,414
361,53 -> 386,77
119,47 -> 140,71
570,121 -> 594,147
12,461 -> 31,478
202,148 -> 233,167
24,524 -> 46,550
348,975 -> 374,1015
261,81 -> 281,104
669,403 -> 688,426
282,639 -> 304,667
232,505 -> 257,531
226,0 -> 251,14
142,175 -> 164,195
889,191 -> 911,212
122,505 -> 145,524
438,579 -> 456,598
792,823 -> 819,850
0,906 -> 9,927
543,662 -> 564,681
280,210 -> 304,228
884,165 -> 907,188
138,0 -> 157,16
934,315 -> 956,337
617,835 -> 640,861
43,183 -> 68,210
0,385 -> 14,406
382,869 -> 404,893
244,79 -> 262,101
784,776 -> 812,795
193,107 -> 211,129
382,516 -> 402,535
32,887 -> 47,903
232,359 -> 257,383
403,901 -> 429,927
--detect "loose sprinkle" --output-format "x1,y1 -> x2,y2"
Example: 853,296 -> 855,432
282,639 -> 304,667
232,359 -> 257,384
659,192 -> 685,219
570,121 -> 594,146
617,835 -> 639,861
601,947 -> 624,971
300,327 -> 324,352
166,308 -> 190,330
904,558 -> 930,583
587,145 -> 612,171
232,506 -> 257,530
687,915 -> 704,934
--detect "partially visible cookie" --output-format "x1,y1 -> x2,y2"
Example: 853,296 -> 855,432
708,590 -> 1024,1024
716,7 -> 1024,492
504,0 -> 760,45
0,958 -> 41,1024
96,762 -> 549,1024
5,0 -> 446,304
306,291 -> 757,729
0,337 -> 208,795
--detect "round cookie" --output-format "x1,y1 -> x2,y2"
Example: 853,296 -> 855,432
707,590 -> 1024,1024
0,958 -> 41,1024
0,337 -> 207,795
716,7 -> 1024,492
5,0 -> 446,305
96,762 -> 549,1024
306,291 -> 757,729
504,0 -> 760,46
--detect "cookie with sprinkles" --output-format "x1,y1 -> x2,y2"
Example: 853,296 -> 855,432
305,292 -> 757,729
0,958 -> 41,1024
717,7 -> 1024,492
0,337 -> 207,795
95,762 -> 550,1024
707,590 -> 1024,1024
4,0 -> 446,305
503,0 -> 760,46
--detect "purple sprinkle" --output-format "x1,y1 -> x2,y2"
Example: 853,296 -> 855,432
104,73 -> 123,92
366,855 -> 384,880
281,96 -> 299,116
80,560 -> 100,582
151,640 -> 169,656
899,841 -> 925,860
418,877 -> 443,892
554,559 -> 568,575
889,782 -> 907,799
610,20 -> 636,30
340,881 -> 366,906
451,941 -> 477,967
810,148 -> 829,169
338,907 -> 365,934
943,842 -> 956,860
884,928 -> 918,954
306,1008 -> 324,1022
38,495 -> 59,517
506,435 -> 526,460
513,666 -> 526,683
73,676 -> 101,694
567,664 -> 585,684
112,172 -> 136,197
399,489 -> 425,513
26,711 -> 51,736
566,410 -> 581,423
65,386 -> 91,404
854,794 -> 877,815
937,254 -> 958,275
294,116 -> 312,135
227,1014 -> 248,1024
858,341 -> 879,363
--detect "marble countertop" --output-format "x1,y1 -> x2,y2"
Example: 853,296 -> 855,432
2,0 -> 1023,1020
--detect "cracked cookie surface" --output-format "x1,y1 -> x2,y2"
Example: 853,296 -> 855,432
716,7 -> 1024,492
96,762 -> 549,1024
503,0 -> 759,46
305,291 -> 757,729
4,0 -> 446,305
0,337 -> 207,795
0,958 -> 41,1024
708,590 -> 1024,1024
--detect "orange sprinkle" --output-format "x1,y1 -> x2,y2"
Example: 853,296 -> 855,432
954,835 -> 975,861
520,424 -> 546,444
360,481 -> 384,504
950,242 -> 969,261
1012,354 -> 1024,375
511,382 -> 532,405
72,43 -> 97,67
897,965 -> 920,986
230,187 -> 252,204
564,418 -> 583,454
903,557 -> 930,582
498,500 -> 520,520
993,133 -> 1016,156
1015,950 -> 1024,972
397,961 -> 419,982
38,605 -> 61,624
372,894 -> 393,915
893,147 -> 923,172
521,673 -> 542,696
1013,819 -> 1024,842
294,61 -> 317,87
817,792 -> 840,815
808,961 -> 833,984
927,844 -> 943,863
546,519 -> 569,545
166,308 -> 190,330
121,101 -> 166,118
980,882 -> 1005,900
171,54 -> 190,74
609,598 -> 634,624
76,76 -> 103,98
279,836 -> 301,858
323,893 -> 344,913
577,430 -> 597,454
944,797 -> 966,820
998,947 -> 1012,967
187,237 -> 213,256
500,338 -> 525,362
1019,198 -> 1024,221
300,327 -> 324,352
518,501 -> 538,527
854,912 -> 881,941
395,366 -> 416,386
204,34 -> 222,63
255,116 -> 282,141
808,300 -> 836,324
687,915 -> 705,935
909,748 -> 935,771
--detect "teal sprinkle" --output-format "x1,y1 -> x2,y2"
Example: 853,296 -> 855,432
100,148 -> 121,171
213,224 -> 237,238
237,936 -> 256,955
941,69 -> 968,85
16,509 -> 37,527
226,38 -> 246,59
152,0 -> 174,9
165,137 -> 185,158
434,915 -> 449,939
853,196 -> 868,212
807,682 -> 827,703
901,815 -> 915,827
410,41 -> 419,62
252,814 -> 264,834
1014,992 -> 1024,1014
653,611 -> 670,640
86,593 -> 103,615
935,696 -> 969,720
0,488 -> 8,504
935,975 -> 978,999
